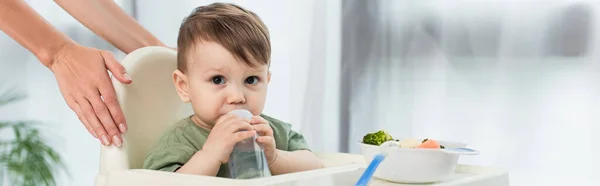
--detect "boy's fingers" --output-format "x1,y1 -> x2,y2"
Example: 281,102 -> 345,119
214,114 -> 238,128
250,116 -> 268,125
234,130 -> 256,142
252,123 -> 273,137
256,136 -> 275,147
225,118 -> 253,133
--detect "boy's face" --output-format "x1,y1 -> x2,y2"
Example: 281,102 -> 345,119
173,42 -> 270,126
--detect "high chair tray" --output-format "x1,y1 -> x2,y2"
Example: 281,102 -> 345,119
102,163 -> 508,186
265,164 -> 510,186
102,164 -> 360,186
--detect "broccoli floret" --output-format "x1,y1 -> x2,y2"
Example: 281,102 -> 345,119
362,130 -> 394,146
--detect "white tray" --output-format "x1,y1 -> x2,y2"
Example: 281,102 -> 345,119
264,164 -> 510,186
101,152 -> 509,186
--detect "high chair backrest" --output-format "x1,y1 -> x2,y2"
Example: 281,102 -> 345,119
98,46 -> 193,176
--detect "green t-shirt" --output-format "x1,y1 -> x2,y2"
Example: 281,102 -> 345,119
142,114 -> 310,178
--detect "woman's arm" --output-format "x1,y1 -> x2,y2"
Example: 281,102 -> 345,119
54,0 -> 166,53
0,0 -> 133,147
0,0 -> 73,66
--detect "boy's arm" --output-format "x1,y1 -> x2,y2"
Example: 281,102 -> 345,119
269,150 -> 323,175
54,0 -> 165,53
175,150 -> 222,176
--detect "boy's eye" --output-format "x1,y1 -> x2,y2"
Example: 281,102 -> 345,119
211,76 -> 226,84
245,76 -> 259,85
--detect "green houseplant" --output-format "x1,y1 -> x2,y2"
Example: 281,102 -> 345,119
0,89 -> 66,186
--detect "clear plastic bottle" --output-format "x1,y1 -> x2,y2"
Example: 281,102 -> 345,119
227,109 -> 272,179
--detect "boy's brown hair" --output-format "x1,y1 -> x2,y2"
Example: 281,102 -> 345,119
177,3 -> 271,72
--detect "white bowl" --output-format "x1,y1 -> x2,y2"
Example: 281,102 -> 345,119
359,140 -> 474,183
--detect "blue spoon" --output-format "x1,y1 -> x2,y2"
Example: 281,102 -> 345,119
355,154 -> 386,186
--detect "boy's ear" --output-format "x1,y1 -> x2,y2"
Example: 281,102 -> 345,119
268,71 -> 271,83
173,70 -> 191,103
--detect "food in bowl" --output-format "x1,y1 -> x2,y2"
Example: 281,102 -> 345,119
361,130 -> 445,149
396,138 -> 446,149
359,130 -> 477,183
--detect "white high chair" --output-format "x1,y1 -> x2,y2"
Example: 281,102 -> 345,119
94,46 -> 364,186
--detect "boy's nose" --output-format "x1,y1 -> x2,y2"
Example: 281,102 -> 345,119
226,85 -> 246,104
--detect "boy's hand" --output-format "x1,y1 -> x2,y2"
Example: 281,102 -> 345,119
250,116 -> 278,166
201,114 -> 256,164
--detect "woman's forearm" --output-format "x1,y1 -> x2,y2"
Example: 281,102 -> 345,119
54,0 -> 165,53
0,0 -> 74,67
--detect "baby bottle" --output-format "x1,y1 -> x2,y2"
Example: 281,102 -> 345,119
227,109 -> 272,179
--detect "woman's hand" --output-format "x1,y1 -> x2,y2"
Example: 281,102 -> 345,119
49,42 -> 132,147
